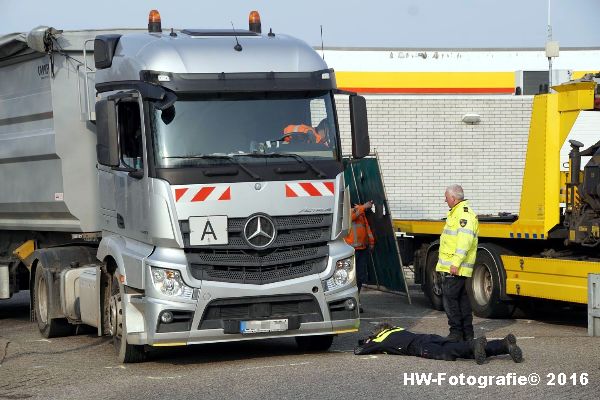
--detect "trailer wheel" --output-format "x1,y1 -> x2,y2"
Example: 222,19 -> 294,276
467,249 -> 511,318
295,335 -> 334,352
33,263 -> 73,338
423,250 -> 444,310
109,276 -> 146,363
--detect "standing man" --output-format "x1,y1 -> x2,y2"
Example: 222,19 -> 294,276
437,185 -> 479,342
345,201 -> 375,297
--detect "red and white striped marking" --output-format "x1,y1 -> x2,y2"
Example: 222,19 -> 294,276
286,181 -> 335,197
174,185 -> 231,202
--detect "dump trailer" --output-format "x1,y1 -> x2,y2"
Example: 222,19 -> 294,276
395,75 -> 600,317
0,10 -> 371,362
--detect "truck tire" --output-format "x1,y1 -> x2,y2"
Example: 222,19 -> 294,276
295,335 -> 334,352
423,250 -> 444,311
467,249 -> 511,319
33,263 -> 74,338
109,276 -> 146,363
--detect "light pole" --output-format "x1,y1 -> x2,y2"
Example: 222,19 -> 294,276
545,0 -> 559,92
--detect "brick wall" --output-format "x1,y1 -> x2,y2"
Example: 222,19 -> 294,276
336,95 -> 534,219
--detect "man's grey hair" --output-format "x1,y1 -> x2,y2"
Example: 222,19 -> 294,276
446,184 -> 465,200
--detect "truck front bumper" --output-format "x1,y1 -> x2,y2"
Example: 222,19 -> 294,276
127,283 -> 359,346
126,244 -> 360,346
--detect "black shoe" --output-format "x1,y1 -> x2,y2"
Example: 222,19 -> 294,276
445,333 -> 463,342
503,334 -> 523,363
359,306 -> 365,314
471,337 -> 487,365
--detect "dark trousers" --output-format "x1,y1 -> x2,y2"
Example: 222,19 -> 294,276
442,275 -> 474,339
407,334 -> 507,361
355,249 -> 369,292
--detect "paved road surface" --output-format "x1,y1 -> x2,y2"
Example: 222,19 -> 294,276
1,288 -> 598,399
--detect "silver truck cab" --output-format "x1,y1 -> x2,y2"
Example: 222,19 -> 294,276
92,13 -> 370,361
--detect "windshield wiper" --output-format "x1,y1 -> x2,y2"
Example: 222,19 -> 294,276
163,154 -> 261,180
235,153 -> 327,178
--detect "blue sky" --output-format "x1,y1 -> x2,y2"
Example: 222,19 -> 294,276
1,0 -> 599,48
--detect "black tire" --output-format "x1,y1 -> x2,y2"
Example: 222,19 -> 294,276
33,263 -> 74,338
467,248 -> 512,318
109,276 -> 146,363
423,249 -> 444,311
295,335 -> 334,352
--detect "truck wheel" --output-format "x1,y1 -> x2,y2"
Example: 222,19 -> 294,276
467,249 -> 511,318
33,263 -> 74,338
423,250 -> 444,311
295,335 -> 334,352
109,276 -> 146,363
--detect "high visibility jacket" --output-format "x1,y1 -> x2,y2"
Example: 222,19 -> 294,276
283,124 -> 325,144
354,327 -> 417,355
436,200 -> 479,278
344,204 -> 375,250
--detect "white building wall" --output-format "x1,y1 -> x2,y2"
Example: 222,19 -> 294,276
320,48 -> 600,73
337,95 -> 534,219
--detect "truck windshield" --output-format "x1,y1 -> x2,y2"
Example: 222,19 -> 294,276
149,91 -> 339,168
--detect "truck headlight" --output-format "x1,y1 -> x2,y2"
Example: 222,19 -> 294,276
150,267 -> 194,299
323,256 -> 355,292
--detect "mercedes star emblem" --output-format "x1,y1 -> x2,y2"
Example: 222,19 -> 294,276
243,214 -> 276,249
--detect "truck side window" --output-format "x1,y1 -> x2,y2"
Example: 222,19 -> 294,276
117,101 -> 143,169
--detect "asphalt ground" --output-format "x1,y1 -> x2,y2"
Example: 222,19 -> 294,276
1,288 -> 599,400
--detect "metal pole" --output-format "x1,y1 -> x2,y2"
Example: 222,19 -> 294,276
547,0 -> 553,90
548,57 -> 553,90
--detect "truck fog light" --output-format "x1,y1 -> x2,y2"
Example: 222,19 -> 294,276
160,311 -> 174,324
344,298 -> 356,311
151,267 -> 194,299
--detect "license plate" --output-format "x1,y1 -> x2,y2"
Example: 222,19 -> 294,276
189,216 -> 228,246
240,319 -> 289,334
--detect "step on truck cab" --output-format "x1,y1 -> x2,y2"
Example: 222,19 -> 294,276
0,10 -> 370,362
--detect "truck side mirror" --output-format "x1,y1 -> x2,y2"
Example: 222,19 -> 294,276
95,99 -> 120,167
349,95 -> 370,159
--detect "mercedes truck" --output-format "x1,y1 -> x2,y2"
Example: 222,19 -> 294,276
0,10 -> 370,362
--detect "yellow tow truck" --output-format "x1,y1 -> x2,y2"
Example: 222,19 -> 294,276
395,75 -> 600,317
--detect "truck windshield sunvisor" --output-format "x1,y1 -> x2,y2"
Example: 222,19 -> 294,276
140,69 -> 336,93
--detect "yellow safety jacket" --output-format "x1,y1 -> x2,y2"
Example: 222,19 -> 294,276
436,200 -> 479,278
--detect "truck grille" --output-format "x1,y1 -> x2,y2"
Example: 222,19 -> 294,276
181,214 -> 331,284
198,294 -> 323,330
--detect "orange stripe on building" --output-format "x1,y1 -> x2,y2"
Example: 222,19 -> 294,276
335,71 -> 515,94
340,87 -> 514,94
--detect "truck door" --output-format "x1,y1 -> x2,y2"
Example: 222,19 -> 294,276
343,156 -> 410,299
113,95 -> 149,242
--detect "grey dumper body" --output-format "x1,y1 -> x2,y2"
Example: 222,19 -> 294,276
0,25 -> 367,362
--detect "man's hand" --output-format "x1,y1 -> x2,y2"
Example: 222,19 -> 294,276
364,200 -> 373,209
450,265 -> 459,275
